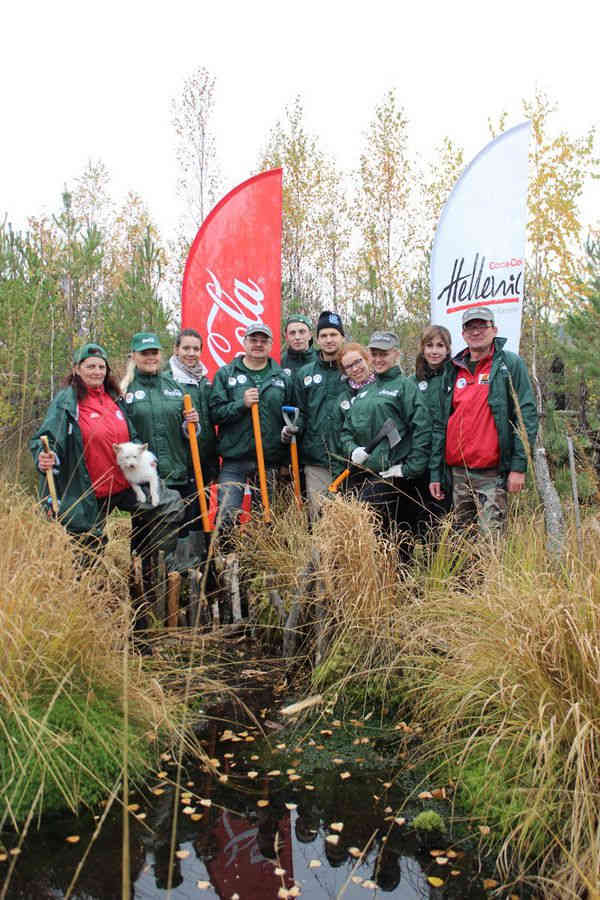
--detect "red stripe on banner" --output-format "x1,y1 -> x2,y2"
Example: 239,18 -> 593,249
181,169 -> 283,381
447,297 -> 520,313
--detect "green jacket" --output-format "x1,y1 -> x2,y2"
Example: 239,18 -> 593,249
123,370 -> 189,486
165,361 -> 218,483
408,373 -> 444,478
429,337 -> 538,488
329,379 -> 364,477
30,386 -> 136,535
281,344 -> 317,377
293,354 -> 347,470
209,356 -> 294,465
340,366 -> 432,479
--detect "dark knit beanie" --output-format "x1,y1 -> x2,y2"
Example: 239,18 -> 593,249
316,310 -> 345,336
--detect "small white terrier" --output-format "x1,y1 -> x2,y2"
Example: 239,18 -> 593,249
113,442 -> 160,507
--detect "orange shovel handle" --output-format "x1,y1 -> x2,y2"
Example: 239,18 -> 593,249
328,468 -> 350,493
251,402 -> 271,523
183,394 -> 211,532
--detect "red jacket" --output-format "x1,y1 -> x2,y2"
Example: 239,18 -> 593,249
78,388 -> 130,497
445,350 -> 500,469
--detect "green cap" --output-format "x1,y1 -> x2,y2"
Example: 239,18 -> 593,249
73,343 -> 108,364
285,314 -> 312,331
131,332 -> 162,352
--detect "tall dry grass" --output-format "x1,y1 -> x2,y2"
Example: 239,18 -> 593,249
0,478 -> 179,825
237,491 -> 600,896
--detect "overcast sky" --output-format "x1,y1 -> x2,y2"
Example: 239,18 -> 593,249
2,0 -> 598,242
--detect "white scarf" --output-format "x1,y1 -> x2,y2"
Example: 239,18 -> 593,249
169,354 -> 208,385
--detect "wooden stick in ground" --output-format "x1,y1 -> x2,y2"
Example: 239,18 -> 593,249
40,435 -> 59,515
167,571 -> 181,628
183,393 -> 211,532
251,402 -> 271,523
155,551 -> 167,624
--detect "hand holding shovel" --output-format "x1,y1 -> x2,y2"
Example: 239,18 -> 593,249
183,394 -> 211,532
328,418 -> 401,493
39,435 -> 60,516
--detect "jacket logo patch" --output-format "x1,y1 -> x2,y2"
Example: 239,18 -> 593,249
134,390 -> 146,400
125,392 -> 134,403
304,375 -> 313,386
418,381 -> 428,391
116,410 -> 124,420
283,368 -> 291,376
228,376 -> 237,386
456,378 -> 467,389
163,388 -> 182,397
237,374 -> 247,384
478,373 -> 490,385
273,378 -> 285,388
341,400 -> 351,411
89,412 -> 100,418
313,373 -> 323,384
378,389 -> 398,397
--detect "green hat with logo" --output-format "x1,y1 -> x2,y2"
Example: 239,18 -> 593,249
285,314 -> 312,330
131,332 -> 162,352
73,342 -> 108,364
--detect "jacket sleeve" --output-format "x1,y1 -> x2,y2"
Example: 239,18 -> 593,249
290,371 -> 307,439
507,356 -> 538,473
427,378 -> 447,484
30,394 -> 69,471
399,380 -> 432,479
209,368 -> 247,426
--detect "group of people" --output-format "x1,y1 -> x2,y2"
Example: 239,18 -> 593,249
31,304 -> 538,598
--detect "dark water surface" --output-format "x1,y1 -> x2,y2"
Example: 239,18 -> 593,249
3,720 -> 493,899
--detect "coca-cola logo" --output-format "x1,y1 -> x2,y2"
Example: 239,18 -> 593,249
205,268 -> 265,368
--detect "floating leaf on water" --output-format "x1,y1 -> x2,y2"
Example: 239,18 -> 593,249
289,774 -> 301,782
224,753 -> 234,759
432,787 -> 447,799
305,784 -> 315,791
157,771 -> 168,778
245,736 -> 255,742
351,875 -> 363,884
219,775 -> 229,783
160,753 -> 171,761
479,825 -> 491,836
247,771 -> 259,779
451,869 -> 461,876
348,847 -> 362,857
427,876 -> 444,887
308,739 -> 316,746
183,806 -> 195,815
332,719 -> 342,727
418,791 -> 433,800
330,822 -> 344,832
316,744 -> 325,751
187,781 -> 194,787
152,788 -> 164,796
209,758 -> 221,768
181,794 -> 192,803
0,854 -> 8,861
238,731 -> 249,737
250,754 -> 259,761
191,813 -> 203,821
286,768 -> 296,775
362,880 -> 377,889
372,794 -> 380,801
320,729 -> 333,736
197,881 -> 210,890
136,813 -> 147,820
430,849 -> 443,856
384,806 -> 392,814
285,803 -> 297,811
230,736 -> 242,743
267,770 -> 281,777
309,859 -> 321,868
175,849 -> 190,859
340,771 -> 351,780
231,894 -> 240,900
257,800 -> 270,808
65,836 -> 80,844
360,737 -> 370,744
352,738 -> 360,745
220,729 -> 234,741
326,834 -> 339,845
383,782 -> 392,789
127,803 -> 140,811
446,849 -> 458,858
276,743 -> 286,750
483,879 -> 499,889
332,758 -> 344,765
436,857 -> 449,865
274,866 -> 286,875
8,848 -> 21,856
200,798 -> 212,807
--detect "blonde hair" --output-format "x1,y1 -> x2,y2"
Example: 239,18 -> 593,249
119,357 -> 136,395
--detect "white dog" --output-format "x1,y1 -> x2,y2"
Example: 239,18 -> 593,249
113,442 -> 160,507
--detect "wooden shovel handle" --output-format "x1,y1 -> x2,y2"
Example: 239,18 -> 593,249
183,394 -> 211,532
40,435 -> 59,515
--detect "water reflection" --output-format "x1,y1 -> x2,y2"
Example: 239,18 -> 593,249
4,731 -> 489,898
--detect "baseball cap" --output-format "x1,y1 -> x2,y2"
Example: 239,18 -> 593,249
462,307 -> 495,327
285,314 -> 312,330
131,332 -> 162,351
73,343 -> 108,364
244,322 -> 273,339
367,331 -> 400,351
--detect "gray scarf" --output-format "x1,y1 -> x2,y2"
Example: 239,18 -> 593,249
169,354 -> 208,385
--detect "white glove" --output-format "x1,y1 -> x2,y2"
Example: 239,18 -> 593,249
351,446 -> 368,465
379,464 -> 403,479
281,424 -> 298,444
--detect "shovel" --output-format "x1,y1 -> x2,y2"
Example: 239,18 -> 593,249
328,418 -> 401,493
251,401 -> 271,523
282,405 -> 302,509
40,435 -> 60,516
183,394 -> 211,532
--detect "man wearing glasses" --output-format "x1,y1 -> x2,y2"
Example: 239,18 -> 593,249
429,306 -> 537,533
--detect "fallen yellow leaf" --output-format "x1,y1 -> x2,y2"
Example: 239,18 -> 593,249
65,836 -> 80,844
8,848 -> 21,856
418,791 -> 433,800
305,784 -> 315,791
200,798 -> 212,807
340,771 -> 351,780
182,806 -> 195,815
257,800 -> 269,808
190,813 -> 203,821
330,822 -> 344,832
394,817 -> 406,826
436,857 -> 449,865
348,847 -> 362,857
175,849 -> 190,859
427,876 -> 444,887
267,770 -> 281,777
479,825 -> 491,836
247,771 -> 259,780
326,834 -> 339,845
274,866 -> 286,875
127,803 -> 140,811
483,879 -> 499,889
